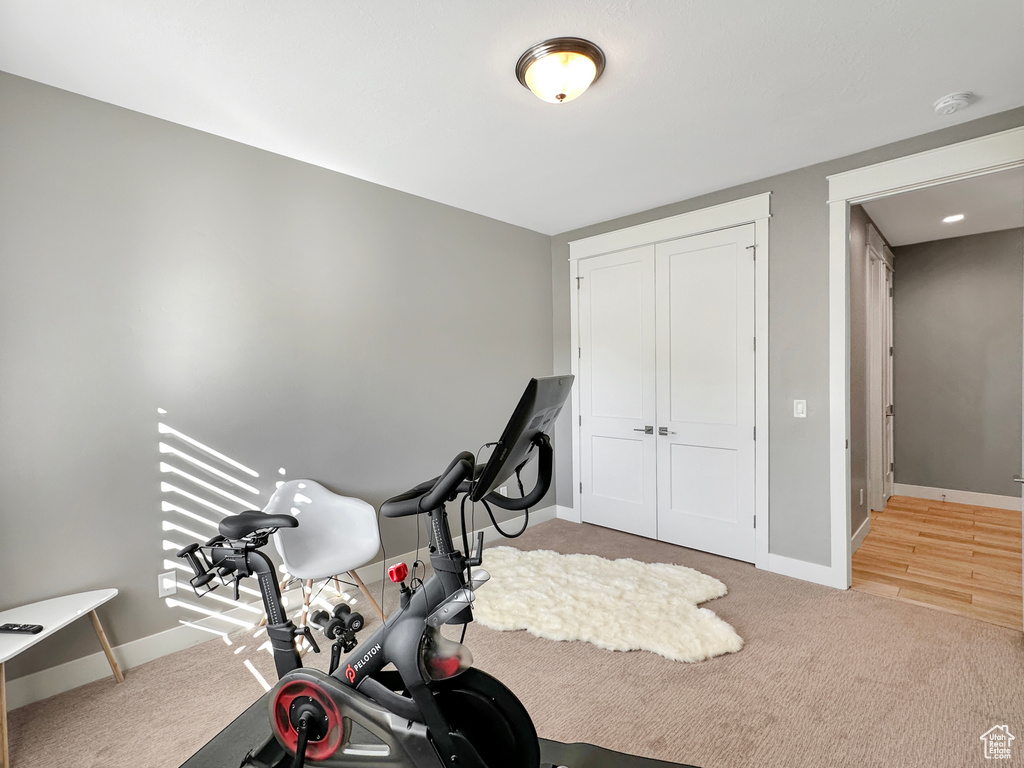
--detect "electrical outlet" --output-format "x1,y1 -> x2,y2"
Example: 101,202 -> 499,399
158,571 -> 177,598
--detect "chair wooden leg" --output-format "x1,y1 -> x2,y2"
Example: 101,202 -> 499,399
349,570 -> 386,622
332,576 -> 343,597
89,610 -> 124,684
1,662 -> 9,768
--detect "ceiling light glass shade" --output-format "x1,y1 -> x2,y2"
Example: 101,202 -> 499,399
516,37 -> 605,104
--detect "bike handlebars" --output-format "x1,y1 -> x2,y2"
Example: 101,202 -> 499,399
380,451 -> 475,518
420,451 -> 476,512
379,434 -> 552,518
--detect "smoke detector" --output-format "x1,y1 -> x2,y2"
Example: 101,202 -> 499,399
933,92 -> 974,115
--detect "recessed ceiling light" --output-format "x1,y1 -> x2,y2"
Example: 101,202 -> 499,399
942,214 -> 965,223
516,37 -> 605,104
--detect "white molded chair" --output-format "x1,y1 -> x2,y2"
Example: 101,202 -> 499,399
267,479 -> 385,625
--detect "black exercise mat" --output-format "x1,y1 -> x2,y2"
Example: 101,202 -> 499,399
181,694 -> 699,768
540,740 -> 697,768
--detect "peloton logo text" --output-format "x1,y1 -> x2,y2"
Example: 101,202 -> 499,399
345,642 -> 382,683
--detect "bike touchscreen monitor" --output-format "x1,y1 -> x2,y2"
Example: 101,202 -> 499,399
470,374 -> 574,502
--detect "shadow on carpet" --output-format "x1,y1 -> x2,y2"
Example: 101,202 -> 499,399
181,694 -> 698,768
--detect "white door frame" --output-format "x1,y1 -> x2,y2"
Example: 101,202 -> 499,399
827,125 -> 1024,589
567,193 -> 771,571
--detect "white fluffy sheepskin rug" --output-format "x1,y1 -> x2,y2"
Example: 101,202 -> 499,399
473,547 -> 743,663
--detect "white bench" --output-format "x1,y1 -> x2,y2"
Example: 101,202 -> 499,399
0,589 -> 122,768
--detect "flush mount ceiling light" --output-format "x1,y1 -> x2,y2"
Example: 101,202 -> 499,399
943,214 -> 965,223
516,37 -> 605,104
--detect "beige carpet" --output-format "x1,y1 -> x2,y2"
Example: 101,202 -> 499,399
7,519 -> 1023,768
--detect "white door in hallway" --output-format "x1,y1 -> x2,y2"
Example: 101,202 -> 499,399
882,258 -> 895,501
868,235 -> 895,512
577,245 -> 658,538
655,225 -> 756,562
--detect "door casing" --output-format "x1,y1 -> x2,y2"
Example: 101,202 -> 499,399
828,125 -> 1024,591
568,193 -> 770,572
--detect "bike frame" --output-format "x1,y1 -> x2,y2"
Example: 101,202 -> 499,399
228,502 -> 481,762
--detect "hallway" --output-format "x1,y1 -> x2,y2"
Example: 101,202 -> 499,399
852,495 -> 1022,629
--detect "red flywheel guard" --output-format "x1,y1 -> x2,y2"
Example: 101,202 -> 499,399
272,679 -> 344,761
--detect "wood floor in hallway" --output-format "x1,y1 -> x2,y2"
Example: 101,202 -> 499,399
851,495 -> 1022,630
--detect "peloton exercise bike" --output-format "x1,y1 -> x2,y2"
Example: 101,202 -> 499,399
178,375 -> 573,768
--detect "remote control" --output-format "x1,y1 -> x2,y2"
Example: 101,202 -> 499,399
0,623 -> 44,634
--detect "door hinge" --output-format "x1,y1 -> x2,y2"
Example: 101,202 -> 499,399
889,286 -> 893,297
579,481 -> 583,493
578,415 -> 582,426
890,462 -> 894,472
576,276 -> 584,289
889,345 -> 893,356
578,346 -> 581,359
746,244 -> 756,260
753,426 -> 756,440
753,515 -> 756,529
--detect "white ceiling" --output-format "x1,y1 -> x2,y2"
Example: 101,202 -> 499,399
862,167 -> 1024,247
1,1 -> 1022,235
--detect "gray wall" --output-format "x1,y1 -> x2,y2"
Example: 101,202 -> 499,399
0,72 -> 553,680
892,229 -> 1024,497
552,107 -> 1024,566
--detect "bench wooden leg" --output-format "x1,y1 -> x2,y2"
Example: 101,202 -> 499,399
89,610 -> 124,684
2,662 -> 9,768
349,570 -> 386,623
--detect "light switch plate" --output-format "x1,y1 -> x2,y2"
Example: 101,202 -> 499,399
794,400 -> 807,418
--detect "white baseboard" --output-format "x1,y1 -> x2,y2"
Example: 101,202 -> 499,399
767,553 -> 848,590
851,516 -> 871,553
893,484 -> 1021,512
555,504 -> 580,523
6,505 -> 555,711
551,504 -> 849,589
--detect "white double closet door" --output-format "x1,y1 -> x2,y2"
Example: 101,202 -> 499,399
578,224 -> 756,562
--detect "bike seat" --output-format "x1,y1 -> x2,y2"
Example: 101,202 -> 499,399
219,511 -> 298,539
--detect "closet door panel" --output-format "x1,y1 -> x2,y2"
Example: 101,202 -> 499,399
656,225 -> 756,562
578,246 -> 658,538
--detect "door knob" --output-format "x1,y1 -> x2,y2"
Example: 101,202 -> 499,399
633,426 -> 654,435
1014,474 -> 1024,484
658,427 -> 676,436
